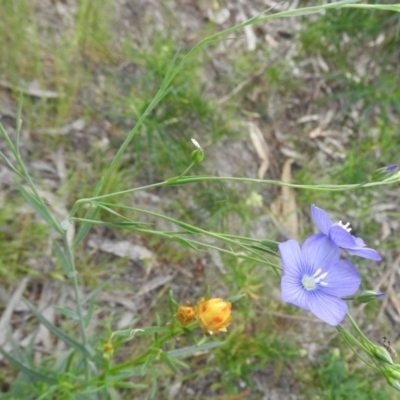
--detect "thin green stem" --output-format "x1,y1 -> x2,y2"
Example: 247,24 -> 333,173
108,328 -> 184,375
71,174 -> 400,210
0,122 -> 17,157
71,180 -> 167,218
336,325 -> 378,370
92,201 -> 280,271
62,234 -> 89,379
170,175 -> 399,190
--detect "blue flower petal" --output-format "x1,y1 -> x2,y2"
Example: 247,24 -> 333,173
329,225 -> 356,247
281,275 -> 310,310
319,259 -> 361,297
311,204 -> 333,235
353,237 -> 366,247
329,226 -> 382,261
346,247 -> 382,261
308,293 -> 348,326
302,234 -> 340,272
279,240 -> 303,276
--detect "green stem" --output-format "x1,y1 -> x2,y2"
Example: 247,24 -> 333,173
70,180 -> 169,221
69,216 -> 279,267
95,202 -> 279,271
62,234 -> 89,379
336,325 -> 378,370
108,328 -> 183,375
71,174 -> 400,209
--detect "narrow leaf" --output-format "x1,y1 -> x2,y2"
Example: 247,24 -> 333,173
25,299 -> 93,358
84,294 -> 97,328
0,345 -> 57,384
170,236 -> 200,251
82,278 -> 113,304
16,182 -> 62,233
167,341 -> 224,358
159,352 -> 181,374
53,306 -> 79,321
73,207 -> 99,248
53,241 -> 73,276
0,121 -> 17,157
112,326 -> 170,339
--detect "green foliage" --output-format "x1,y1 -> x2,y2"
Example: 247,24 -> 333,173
306,351 -> 391,399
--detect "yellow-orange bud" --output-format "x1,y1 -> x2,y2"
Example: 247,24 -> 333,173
176,305 -> 196,325
195,297 -> 232,334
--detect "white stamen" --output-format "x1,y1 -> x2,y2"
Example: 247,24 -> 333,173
310,269 -> 329,286
191,138 -> 202,149
315,271 -> 328,283
338,220 -> 352,232
313,268 -> 322,277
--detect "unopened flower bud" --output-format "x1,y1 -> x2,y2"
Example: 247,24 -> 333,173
372,345 -> 394,365
176,305 -> 196,325
355,290 -> 385,303
384,365 -> 400,381
370,165 -> 398,182
191,149 -> 204,164
195,297 -> 232,335
191,138 -> 204,163
384,164 -> 398,172
102,342 -> 114,359
386,376 -> 400,392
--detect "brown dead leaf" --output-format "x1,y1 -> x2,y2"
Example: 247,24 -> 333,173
270,159 -> 298,239
0,80 -> 63,99
87,235 -> 154,268
281,159 -> 298,238
248,122 -> 270,179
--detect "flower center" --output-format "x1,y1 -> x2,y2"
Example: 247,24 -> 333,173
302,275 -> 316,290
302,268 -> 329,291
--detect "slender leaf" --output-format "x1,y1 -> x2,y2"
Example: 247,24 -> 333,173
169,236 -> 200,251
53,240 -> 73,276
112,382 -> 148,389
167,341 -> 225,358
73,207 -> 99,248
0,151 -> 24,179
53,306 -> 79,321
7,328 -> 30,365
227,293 -> 246,303
0,345 -> 57,385
0,121 -> 17,157
82,278 -> 113,304
112,326 -> 170,339
84,294 -> 97,328
15,182 -> 62,233
159,352 -> 181,374
248,244 -> 279,256
25,299 -> 93,358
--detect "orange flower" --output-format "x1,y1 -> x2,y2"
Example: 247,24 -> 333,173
176,305 -> 196,325
195,297 -> 232,334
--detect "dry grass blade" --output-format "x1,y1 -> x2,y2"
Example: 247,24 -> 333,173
281,159 -> 298,238
248,121 -> 270,179
0,277 -> 29,345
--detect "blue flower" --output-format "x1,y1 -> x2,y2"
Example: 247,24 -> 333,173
279,234 -> 361,326
311,204 -> 381,261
